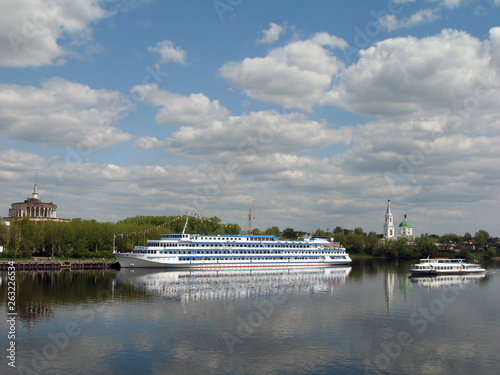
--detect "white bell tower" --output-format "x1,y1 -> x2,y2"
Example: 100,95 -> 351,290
383,200 -> 395,239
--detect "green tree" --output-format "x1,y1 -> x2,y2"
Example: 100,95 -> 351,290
333,226 -> 343,234
473,230 -> 489,250
59,222 -> 76,257
313,228 -> 326,238
353,227 -> 365,236
282,228 -> 297,240
395,237 -> 411,258
0,222 -> 9,247
415,235 -> 437,258
485,247 -> 496,259
333,232 -> 346,246
19,218 -> 44,257
438,233 -> 461,250
224,223 -> 241,235
264,226 -> 281,236
7,220 -> 20,253
459,247 -> 472,261
42,221 -> 62,257
385,239 -> 398,258
344,232 -> 365,253
365,233 -> 380,255
375,239 -> 392,257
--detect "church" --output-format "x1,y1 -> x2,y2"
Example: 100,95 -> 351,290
383,200 -> 413,239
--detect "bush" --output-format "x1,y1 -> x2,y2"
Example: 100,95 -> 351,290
458,247 -> 472,260
485,247 -> 496,259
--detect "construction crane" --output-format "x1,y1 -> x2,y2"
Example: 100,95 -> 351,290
248,200 -> 255,234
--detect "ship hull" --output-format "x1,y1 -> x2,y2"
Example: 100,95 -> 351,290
115,253 -> 351,269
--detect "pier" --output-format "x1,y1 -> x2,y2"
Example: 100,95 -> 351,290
0,258 -> 119,271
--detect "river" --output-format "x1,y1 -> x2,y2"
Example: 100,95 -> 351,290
1,259 -> 499,374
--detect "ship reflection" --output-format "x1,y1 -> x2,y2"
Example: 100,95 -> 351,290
114,267 -> 352,302
409,273 -> 486,289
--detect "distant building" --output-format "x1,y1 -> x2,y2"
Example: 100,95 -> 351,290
383,200 -> 395,239
4,184 -> 68,223
398,214 -> 413,238
383,200 -> 413,239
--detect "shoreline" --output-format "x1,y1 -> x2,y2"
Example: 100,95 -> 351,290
0,259 -> 120,271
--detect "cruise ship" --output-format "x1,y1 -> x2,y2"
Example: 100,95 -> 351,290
114,230 -> 352,269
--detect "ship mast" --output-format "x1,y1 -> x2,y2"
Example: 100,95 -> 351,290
182,210 -> 192,235
248,200 -> 255,234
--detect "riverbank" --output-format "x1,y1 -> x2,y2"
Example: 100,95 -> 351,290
349,252 -> 498,262
0,258 -> 119,271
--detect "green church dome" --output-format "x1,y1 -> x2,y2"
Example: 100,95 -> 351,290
399,220 -> 412,228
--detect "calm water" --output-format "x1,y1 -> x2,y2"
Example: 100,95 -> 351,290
1,259 -> 499,375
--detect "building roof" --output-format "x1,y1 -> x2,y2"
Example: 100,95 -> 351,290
399,220 -> 412,228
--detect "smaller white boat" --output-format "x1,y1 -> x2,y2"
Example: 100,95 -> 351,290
409,258 -> 485,276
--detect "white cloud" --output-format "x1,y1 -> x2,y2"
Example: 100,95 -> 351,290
148,40 -> 187,65
132,136 -> 166,150
489,27 -> 500,70
0,0 -> 110,67
379,9 -> 441,31
326,28 -> 499,120
431,0 -> 463,8
131,83 -> 230,126
220,32 -> 347,111
166,110 -> 353,168
257,22 -> 284,44
0,149 -> 216,220
0,77 -> 133,149
222,27 -> 499,121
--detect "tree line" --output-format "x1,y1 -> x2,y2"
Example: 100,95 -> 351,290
254,226 -> 497,260
0,216 -> 496,260
0,215 -> 240,259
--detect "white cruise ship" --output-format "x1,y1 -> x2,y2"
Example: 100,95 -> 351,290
114,232 -> 352,269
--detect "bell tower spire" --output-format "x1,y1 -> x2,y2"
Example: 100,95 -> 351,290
383,200 -> 395,239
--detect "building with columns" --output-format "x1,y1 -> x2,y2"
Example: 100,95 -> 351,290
6,184 -> 67,222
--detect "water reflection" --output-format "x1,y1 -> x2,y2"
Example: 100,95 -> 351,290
1,261 -> 498,375
0,270 -> 119,326
409,273 -> 487,289
114,266 -> 352,302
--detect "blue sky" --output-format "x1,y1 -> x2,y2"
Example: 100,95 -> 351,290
0,0 -> 499,236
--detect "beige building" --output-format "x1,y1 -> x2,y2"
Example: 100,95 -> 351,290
6,184 -> 67,222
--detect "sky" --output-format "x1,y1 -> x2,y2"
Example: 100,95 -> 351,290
0,0 -> 499,237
